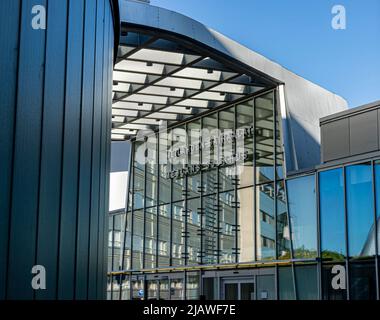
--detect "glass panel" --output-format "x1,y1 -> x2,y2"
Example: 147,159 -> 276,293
255,92 -> 274,184
375,161 -> 380,255
278,266 -> 295,300
172,201 -> 185,266
256,184 -> 276,260
123,212 -> 132,270
132,278 -> 144,300
319,169 -> 346,261
224,283 -> 238,300
133,140 -> 145,210
172,126 -> 187,202
146,136 -> 157,207
107,275 -> 112,300
147,280 -> 158,300
274,97 -> 284,180
236,99 -> 254,188
203,278 -> 217,299
287,175 -> 317,259
112,215 -> 122,270
241,282 -> 255,300
188,198 -> 201,265
108,216 -> 113,272
346,163 -> 375,258
220,191 -> 236,264
202,113 -> 218,195
144,206 -> 157,269
159,132 -> 171,204
188,119 -> 201,198
295,264 -> 318,300
203,194 -> 218,264
237,187 -> 255,262
170,277 -> 184,300
322,263 -> 346,300
186,272 -> 200,300
159,278 -> 170,300
132,209 -> 144,270
112,275 -> 121,300
349,259 -> 377,300
121,274 -> 130,300
256,275 -> 275,300
158,204 -> 170,267
219,107 -> 235,192
276,181 -> 291,259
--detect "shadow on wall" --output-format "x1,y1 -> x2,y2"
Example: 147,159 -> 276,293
288,116 -> 321,172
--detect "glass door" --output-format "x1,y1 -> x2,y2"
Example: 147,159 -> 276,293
222,278 -> 255,300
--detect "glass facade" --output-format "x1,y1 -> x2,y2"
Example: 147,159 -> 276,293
108,89 -> 380,300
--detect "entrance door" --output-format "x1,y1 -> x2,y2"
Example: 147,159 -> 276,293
222,279 -> 255,300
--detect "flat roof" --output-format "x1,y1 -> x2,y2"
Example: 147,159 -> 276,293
320,100 -> 380,124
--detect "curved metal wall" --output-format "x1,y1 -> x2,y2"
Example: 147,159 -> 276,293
0,0 -> 115,299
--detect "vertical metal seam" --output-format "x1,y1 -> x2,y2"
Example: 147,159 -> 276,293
86,0 -> 98,300
33,0 -> 49,300
5,0 -> 23,299
343,166 -> 350,300
55,0 -> 71,299
95,0 -> 106,298
73,0 -> 87,299
371,160 -> 379,300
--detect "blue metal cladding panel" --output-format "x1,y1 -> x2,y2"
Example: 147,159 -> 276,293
7,0 -> 47,299
0,0 -> 116,300
97,0 -> 112,298
75,0 -> 97,300
88,0 -> 106,299
57,0 -> 85,299
35,0 -> 68,300
0,0 -> 21,300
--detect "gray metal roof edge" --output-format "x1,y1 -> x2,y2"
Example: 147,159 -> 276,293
320,100 -> 380,124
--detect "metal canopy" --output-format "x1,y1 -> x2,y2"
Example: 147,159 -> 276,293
111,30 -> 277,141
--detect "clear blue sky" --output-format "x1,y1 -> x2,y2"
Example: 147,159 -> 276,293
151,0 -> 380,108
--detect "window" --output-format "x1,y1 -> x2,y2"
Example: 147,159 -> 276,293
256,183 -> 275,260
295,264 -> 318,300
276,181 -> 290,259
158,204 -> 170,267
171,126 -> 187,202
255,92 -> 274,184
202,113 -> 218,195
319,168 -> 346,261
278,266 -> 295,300
287,175 -> 317,259
373,161 -> 380,254
346,163 -> 375,258
236,99 -> 254,188
322,263 -> 346,300
237,187 -> 255,262
202,194 -> 218,264
187,119 -> 201,198
188,198 -> 201,265
349,259 -> 377,300
158,132 -> 171,204
133,140 -> 145,210
144,206 -> 157,269
132,209 -> 144,270
219,191 -> 236,263
172,201 -> 185,266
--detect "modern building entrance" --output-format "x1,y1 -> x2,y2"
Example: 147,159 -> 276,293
221,278 -> 255,300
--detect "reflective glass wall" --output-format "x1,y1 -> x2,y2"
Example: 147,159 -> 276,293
108,88 -> 380,300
